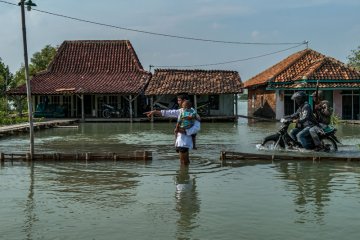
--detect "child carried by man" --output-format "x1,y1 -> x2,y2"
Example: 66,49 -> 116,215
174,100 -> 199,149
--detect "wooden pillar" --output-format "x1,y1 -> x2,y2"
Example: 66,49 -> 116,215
235,94 -> 238,120
194,95 -> 198,109
81,94 -> 85,122
94,95 -> 98,117
134,97 -> 138,118
129,95 -> 133,123
150,96 -> 154,122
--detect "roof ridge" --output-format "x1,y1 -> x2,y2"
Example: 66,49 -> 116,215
124,41 -> 145,72
154,68 -> 238,73
64,40 -> 130,43
47,41 -> 67,72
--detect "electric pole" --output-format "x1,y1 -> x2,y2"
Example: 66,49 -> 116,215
19,0 -> 36,157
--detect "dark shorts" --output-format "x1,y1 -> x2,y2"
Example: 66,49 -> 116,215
176,147 -> 189,153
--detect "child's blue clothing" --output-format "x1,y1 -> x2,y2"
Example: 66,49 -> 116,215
178,108 -> 197,129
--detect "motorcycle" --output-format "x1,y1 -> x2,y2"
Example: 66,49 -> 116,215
101,103 -> 120,118
260,117 -> 341,152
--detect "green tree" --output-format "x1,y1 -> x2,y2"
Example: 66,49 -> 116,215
347,46 -> 360,70
0,57 -> 13,111
30,44 -> 57,73
12,44 -> 58,88
9,44 -> 58,115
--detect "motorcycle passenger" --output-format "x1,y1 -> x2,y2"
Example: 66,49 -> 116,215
309,91 -> 332,151
289,91 -> 316,149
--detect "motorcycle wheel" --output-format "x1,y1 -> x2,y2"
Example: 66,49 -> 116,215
262,138 -> 283,150
321,137 -> 337,152
102,109 -> 111,118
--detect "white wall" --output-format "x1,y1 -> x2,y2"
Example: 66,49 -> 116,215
275,90 -> 284,120
333,90 -> 342,118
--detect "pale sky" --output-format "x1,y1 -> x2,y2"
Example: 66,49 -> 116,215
0,0 -> 359,81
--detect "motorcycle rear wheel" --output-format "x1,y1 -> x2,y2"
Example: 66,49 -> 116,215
102,109 -> 111,118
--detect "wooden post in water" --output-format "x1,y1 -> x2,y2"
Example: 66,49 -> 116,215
220,151 -> 226,160
0,153 -> 4,163
143,151 -> 152,161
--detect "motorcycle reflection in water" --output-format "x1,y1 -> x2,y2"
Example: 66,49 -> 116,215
260,117 -> 341,152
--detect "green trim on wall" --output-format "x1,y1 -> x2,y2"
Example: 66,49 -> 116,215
267,87 -> 360,91
268,79 -> 360,84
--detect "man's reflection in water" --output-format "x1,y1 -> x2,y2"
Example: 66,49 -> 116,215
174,165 -> 200,239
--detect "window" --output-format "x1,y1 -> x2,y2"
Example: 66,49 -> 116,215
50,96 -> 60,105
342,90 -> 360,120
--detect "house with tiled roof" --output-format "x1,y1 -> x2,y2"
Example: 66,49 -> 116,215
8,40 -> 151,120
244,48 -> 360,120
145,69 -> 243,120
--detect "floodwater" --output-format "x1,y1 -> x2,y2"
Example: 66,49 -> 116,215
1,102 -> 360,240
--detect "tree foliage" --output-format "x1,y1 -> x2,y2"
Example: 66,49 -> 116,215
30,44 -> 58,73
12,44 -> 58,88
5,44 -> 58,114
0,57 -> 13,111
347,46 -> 360,71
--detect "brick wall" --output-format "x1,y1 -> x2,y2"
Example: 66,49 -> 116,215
247,87 -> 276,119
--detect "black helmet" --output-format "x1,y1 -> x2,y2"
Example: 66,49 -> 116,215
291,91 -> 307,105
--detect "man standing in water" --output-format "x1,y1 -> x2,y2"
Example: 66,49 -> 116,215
145,94 -> 201,165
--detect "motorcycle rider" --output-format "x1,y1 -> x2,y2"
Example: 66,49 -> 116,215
289,91 -> 316,149
309,91 -> 332,151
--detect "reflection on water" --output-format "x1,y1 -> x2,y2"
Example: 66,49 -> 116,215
2,156 -> 360,239
174,166 -> 200,239
1,101 -> 360,239
23,163 -> 35,240
276,162 -> 333,224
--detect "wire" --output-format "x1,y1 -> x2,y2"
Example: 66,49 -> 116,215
152,43 -> 306,68
0,0 -> 306,46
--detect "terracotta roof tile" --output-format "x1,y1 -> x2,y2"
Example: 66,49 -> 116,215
9,40 -> 150,95
145,69 -> 243,95
244,49 -> 360,88
244,49 -> 309,87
